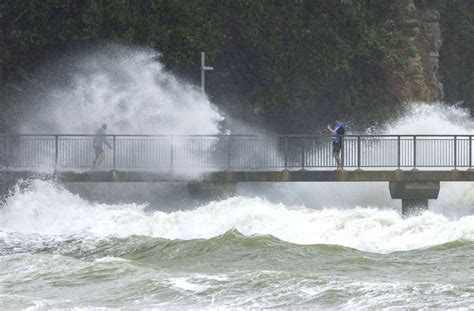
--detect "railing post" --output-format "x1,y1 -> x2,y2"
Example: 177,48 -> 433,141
55,135 -> 59,170
341,137 -> 344,169
469,136 -> 472,170
397,135 -> 401,170
357,136 -> 361,170
5,135 -> 9,169
226,136 -> 232,170
454,135 -> 457,170
284,136 -> 288,170
301,138 -> 305,170
170,138 -> 174,170
113,135 -> 116,170
413,135 -> 417,170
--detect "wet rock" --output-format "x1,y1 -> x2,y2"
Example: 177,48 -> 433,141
390,0 -> 443,103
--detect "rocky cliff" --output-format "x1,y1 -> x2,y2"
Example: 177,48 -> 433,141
391,0 -> 443,103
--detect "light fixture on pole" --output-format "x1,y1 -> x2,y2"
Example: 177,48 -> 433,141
201,52 -> 214,93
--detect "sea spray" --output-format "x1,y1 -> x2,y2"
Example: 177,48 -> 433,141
382,102 -> 474,135
18,45 -> 223,135
384,103 -> 474,215
13,45 -> 226,173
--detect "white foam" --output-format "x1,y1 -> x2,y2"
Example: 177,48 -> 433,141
2,180 -> 474,254
340,281 -> 466,310
94,256 -> 131,263
168,277 -> 211,292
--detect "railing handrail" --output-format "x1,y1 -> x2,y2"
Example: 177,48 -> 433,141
1,133 -> 472,170
0,134 -> 473,138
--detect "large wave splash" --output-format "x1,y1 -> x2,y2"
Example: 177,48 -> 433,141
2,180 -> 474,254
19,45 -> 223,135
380,102 -> 474,135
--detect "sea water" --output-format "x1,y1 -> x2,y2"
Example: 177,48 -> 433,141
2,179 -> 474,309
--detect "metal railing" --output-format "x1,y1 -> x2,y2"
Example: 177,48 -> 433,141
0,134 -> 472,171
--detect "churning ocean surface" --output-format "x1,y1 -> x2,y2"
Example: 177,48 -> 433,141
2,179 -> 474,310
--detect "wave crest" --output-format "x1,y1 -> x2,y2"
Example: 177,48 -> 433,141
2,180 -> 474,253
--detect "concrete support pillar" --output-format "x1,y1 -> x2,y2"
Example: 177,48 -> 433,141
187,181 -> 236,201
389,181 -> 440,217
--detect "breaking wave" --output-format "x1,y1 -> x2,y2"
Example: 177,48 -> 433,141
2,180 -> 474,254
18,45 -> 223,135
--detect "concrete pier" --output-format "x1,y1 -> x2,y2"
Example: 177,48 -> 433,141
389,181 -> 440,216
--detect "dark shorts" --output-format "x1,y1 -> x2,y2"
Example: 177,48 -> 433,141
332,141 -> 342,153
93,146 -> 104,157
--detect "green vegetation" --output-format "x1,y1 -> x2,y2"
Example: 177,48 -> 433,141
1,0 -> 224,78
1,0 -> 473,132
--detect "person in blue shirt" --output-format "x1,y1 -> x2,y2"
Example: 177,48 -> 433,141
327,115 -> 345,170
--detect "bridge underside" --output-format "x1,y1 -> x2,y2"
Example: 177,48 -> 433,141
5,169 -> 471,185
42,169 -> 474,183
5,169 -> 471,217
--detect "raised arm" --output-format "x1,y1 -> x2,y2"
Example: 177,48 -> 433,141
327,124 -> 335,134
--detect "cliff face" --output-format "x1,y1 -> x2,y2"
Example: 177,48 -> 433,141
391,0 -> 443,103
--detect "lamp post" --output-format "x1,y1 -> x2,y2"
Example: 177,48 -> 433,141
201,52 -> 214,93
